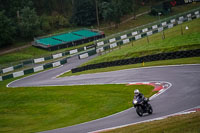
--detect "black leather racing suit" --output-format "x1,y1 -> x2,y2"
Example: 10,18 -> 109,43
134,93 -> 147,107
134,93 -> 145,101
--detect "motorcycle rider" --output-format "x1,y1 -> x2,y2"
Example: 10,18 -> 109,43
134,89 -> 144,99
133,89 -> 153,116
134,89 -> 148,106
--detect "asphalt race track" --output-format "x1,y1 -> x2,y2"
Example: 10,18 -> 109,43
8,55 -> 200,133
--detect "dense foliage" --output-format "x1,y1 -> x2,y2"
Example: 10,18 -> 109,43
0,0 -> 164,47
0,11 -> 16,47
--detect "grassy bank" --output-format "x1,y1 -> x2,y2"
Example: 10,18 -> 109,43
83,18 -> 200,66
60,57 -> 200,77
104,111 -> 200,133
0,78 -> 155,133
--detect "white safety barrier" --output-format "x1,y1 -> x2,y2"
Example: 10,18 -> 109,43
188,17 -> 192,21
142,28 -> 148,33
152,25 -> 158,29
132,31 -> 138,36
123,39 -> 130,44
179,16 -> 184,21
109,38 -> 116,43
53,53 -> 62,59
121,34 -> 127,39
34,66 -> 44,72
187,14 -> 191,17
195,11 -> 199,15
110,43 -> 117,48
70,49 -> 78,54
80,53 -> 89,59
97,41 -> 104,47
178,21 -> 183,24
34,58 -> 45,63
3,67 -> 14,73
162,22 -> 167,26
96,47 -> 104,53
168,24 -> 174,29
170,19 -> 176,23
147,31 -> 153,36
135,34 -> 141,40
13,71 -> 24,78
158,27 -> 164,32
53,61 -> 61,67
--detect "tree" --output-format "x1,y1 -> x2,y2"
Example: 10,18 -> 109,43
18,7 -> 41,38
95,0 -> 100,28
0,11 -> 16,47
0,0 -> 33,18
120,0 -> 134,15
70,0 -> 96,26
99,1 -> 113,26
132,0 -> 141,19
111,0 -> 123,28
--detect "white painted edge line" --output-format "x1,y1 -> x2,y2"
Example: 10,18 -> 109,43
73,64 -> 200,78
110,64 -> 200,74
52,70 -> 71,79
149,82 -> 172,100
6,65 -> 64,88
89,106 -> 199,133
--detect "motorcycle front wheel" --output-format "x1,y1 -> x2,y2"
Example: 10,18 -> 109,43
136,106 -> 143,117
148,104 -> 153,114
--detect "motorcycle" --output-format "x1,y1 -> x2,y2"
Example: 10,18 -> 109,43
133,97 -> 153,117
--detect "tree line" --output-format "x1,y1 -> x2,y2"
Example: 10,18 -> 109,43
0,0 -> 165,47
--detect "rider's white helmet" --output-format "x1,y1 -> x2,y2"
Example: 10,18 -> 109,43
134,89 -> 140,96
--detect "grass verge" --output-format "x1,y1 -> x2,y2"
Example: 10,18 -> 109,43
0,78 -> 155,133
60,57 -> 200,77
103,111 -> 200,133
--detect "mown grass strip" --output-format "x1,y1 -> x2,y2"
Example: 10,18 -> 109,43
0,77 -> 155,133
104,111 -> 200,133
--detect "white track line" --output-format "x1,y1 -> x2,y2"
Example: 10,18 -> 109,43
6,65 -> 64,88
52,70 -> 71,79
89,105 -> 200,133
